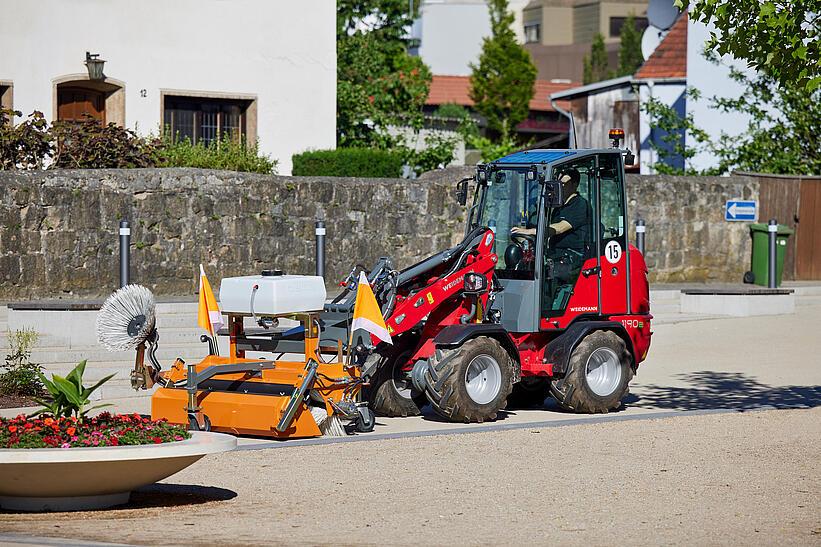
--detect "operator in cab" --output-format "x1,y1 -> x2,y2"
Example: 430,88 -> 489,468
511,168 -> 591,308
511,168 -> 590,257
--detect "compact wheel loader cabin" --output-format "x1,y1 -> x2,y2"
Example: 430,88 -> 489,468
101,130 -> 652,437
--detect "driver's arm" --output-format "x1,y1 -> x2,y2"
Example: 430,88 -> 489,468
549,220 -> 573,235
512,220 -> 572,238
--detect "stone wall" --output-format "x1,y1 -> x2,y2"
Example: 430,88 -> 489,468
626,174 -> 758,283
0,168 -> 758,299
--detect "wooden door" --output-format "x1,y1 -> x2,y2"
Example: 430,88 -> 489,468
57,87 -> 105,122
758,176 -> 801,280
796,179 -> 821,279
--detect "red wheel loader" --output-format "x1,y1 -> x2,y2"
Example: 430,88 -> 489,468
109,132 -> 652,436
324,132 -> 652,422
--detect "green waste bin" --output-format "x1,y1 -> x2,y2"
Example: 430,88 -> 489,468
748,223 -> 794,287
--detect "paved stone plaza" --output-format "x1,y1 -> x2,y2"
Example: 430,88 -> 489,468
0,290 -> 818,545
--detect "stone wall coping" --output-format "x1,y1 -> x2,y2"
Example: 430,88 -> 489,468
681,288 -> 794,296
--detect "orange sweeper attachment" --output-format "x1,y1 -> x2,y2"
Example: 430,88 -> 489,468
96,274 -> 375,439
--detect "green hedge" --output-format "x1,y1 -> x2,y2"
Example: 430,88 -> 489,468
292,148 -> 404,178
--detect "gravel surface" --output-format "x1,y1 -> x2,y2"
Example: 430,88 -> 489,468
1,408 -> 818,545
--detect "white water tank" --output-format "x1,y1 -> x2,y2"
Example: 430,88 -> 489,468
219,272 -> 327,316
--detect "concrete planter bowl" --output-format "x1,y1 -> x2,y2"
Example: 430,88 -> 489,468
0,431 -> 236,512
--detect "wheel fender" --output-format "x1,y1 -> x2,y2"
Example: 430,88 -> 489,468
546,321 -> 635,376
433,324 -> 521,381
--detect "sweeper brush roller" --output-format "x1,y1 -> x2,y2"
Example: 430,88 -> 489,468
96,284 -> 157,351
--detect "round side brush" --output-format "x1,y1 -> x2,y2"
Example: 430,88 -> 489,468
96,284 -> 157,351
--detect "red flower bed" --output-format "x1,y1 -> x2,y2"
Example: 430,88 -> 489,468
0,412 -> 190,449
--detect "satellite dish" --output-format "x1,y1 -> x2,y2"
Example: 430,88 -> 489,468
641,25 -> 666,61
647,0 -> 680,30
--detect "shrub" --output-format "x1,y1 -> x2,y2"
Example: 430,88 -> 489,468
292,148 -> 404,178
0,110 -> 278,173
50,116 -> 161,168
159,133 -> 277,174
402,133 -> 459,176
0,329 -> 44,397
0,109 -> 52,170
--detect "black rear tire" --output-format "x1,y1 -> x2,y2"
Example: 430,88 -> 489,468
364,349 -> 425,417
550,330 -> 632,413
424,336 -> 515,423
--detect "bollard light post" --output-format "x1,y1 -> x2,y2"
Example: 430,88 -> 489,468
635,219 -> 646,256
768,219 -> 777,288
315,219 -> 326,279
119,219 -> 131,288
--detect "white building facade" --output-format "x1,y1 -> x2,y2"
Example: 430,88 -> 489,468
0,0 -> 336,174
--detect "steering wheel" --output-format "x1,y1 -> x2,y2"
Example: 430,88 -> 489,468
509,232 -> 536,270
510,231 -> 536,251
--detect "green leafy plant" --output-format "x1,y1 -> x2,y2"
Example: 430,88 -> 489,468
0,109 -> 52,170
617,14 -> 644,77
1,110 -> 278,172
337,0 -> 432,148
0,329 -> 44,397
50,116 -> 162,169
640,88 -> 718,175
676,0 -> 820,91
33,360 -> 114,419
641,66 -> 821,176
469,0 -> 537,139
401,131 -> 461,176
466,134 -> 522,163
709,66 -> 821,175
159,133 -> 277,174
292,147 -> 405,177
583,33 -> 612,84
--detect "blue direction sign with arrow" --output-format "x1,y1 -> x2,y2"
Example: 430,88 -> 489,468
725,200 -> 757,222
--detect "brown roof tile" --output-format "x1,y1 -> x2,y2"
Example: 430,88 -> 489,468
634,13 -> 687,79
426,75 -> 577,112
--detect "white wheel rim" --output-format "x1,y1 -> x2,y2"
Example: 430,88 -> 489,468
465,354 -> 502,405
585,347 -> 622,397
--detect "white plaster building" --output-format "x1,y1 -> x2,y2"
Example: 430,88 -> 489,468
0,0 -> 336,175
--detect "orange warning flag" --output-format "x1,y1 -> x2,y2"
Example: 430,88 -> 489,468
198,264 -> 224,336
351,271 -> 392,345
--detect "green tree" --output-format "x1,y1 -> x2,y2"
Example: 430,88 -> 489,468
583,33 -> 612,84
469,0 -> 537,138
676,0 -> 821,91
641,89 -> 717,175
712,69 -> 821,175
618,14 -> 644,76
641,72 -> 821,175
337,0 -> 432,148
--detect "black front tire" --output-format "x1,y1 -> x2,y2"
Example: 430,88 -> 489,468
550,330 -> 633,413
364,349 -> 425,417
424,336 -> 515,423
